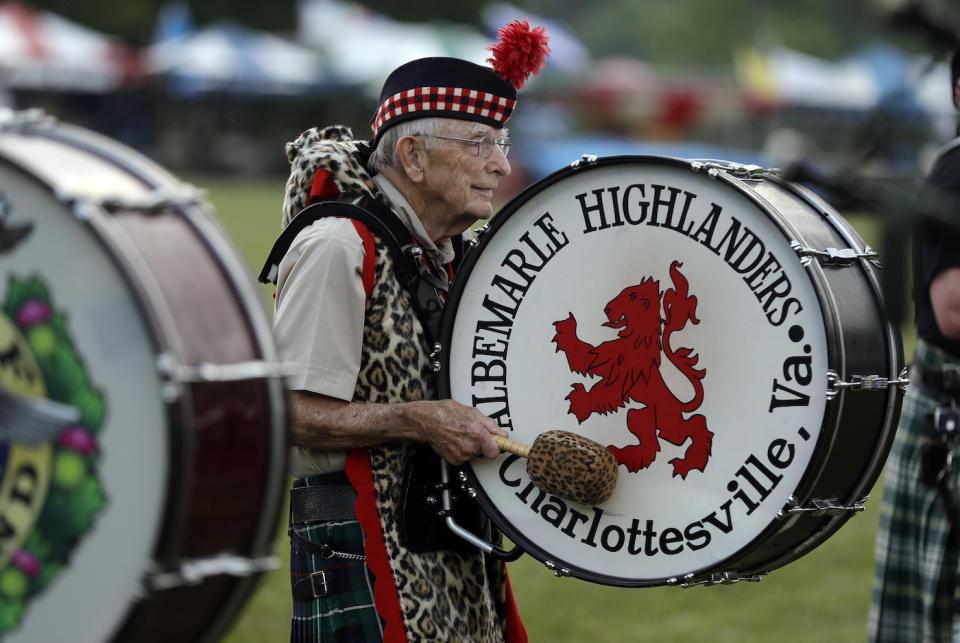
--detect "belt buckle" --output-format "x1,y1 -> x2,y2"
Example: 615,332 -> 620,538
309,570 -> 329,598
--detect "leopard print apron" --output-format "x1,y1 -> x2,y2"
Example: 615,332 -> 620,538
281,124 -> 514,641
352,236 -> 509,642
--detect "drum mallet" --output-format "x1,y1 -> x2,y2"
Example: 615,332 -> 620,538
492,430 -> 618,505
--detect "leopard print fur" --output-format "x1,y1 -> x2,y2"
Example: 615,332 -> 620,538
526,430 -> 619,505
281,125 -> 391,229
357,241 -> 506,642
284,128 -> 510,640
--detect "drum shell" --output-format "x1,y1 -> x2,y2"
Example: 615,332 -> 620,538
719,176 -> 903,575
439,155 -> 903,586
0,116 -> 288,641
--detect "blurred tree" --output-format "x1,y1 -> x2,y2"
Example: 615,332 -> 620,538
188,0 -> 298,34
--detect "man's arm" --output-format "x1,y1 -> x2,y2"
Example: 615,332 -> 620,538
290,391 -> 505,465
930,266 -> 960,339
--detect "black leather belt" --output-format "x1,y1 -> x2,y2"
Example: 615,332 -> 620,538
911,361 -> 960,404
290,479 -> 357,524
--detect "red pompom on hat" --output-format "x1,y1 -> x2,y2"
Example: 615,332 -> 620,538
487,19 -> 551,90
371,20 -> 550,145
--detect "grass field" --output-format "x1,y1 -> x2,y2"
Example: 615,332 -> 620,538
189,174 -> 913,643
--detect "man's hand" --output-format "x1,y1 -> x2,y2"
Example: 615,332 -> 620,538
931,266 -> 960,339
400,399 -> 505,464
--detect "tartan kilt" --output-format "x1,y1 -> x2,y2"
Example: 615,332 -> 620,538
870,340 -> 960,642
290,476 -> 385,643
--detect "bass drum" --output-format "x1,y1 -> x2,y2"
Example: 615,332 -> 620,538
0,110 -> 288,639
439,155 -> 904,587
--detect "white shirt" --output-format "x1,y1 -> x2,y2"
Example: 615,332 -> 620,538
274,173 -> 452,477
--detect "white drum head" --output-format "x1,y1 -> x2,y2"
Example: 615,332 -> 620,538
444,157 -> 830,585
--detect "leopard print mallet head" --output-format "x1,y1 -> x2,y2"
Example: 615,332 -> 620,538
493,430 -> 618,505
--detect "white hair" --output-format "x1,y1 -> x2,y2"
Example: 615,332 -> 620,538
368,117 -> 447,173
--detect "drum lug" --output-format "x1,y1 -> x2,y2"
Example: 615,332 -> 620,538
826,367 -> 910,400
429,343 -> 443,373
789,241 -> 881,268
145,553 -> 280,592
156,354 -> 184,403
569,154 -> 599,169
669,571 -> 767,587
470,223 -> 492,247
777,494 -> 867,517
55,193 -> 97,222
0,107 -> 56,132
543,560 -> 572,578
456,469 -> 479,498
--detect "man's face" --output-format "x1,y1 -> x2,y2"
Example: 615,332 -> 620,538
418,120 -> 511,237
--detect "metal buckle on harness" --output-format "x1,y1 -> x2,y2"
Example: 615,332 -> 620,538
943,364 -> 960,391
934,404 -> 960,438
309,570 -> 329,598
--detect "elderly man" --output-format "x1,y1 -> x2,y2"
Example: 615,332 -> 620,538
261,22 -> 548,643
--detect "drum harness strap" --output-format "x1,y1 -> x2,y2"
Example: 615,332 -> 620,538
260,195 -> 470,599
259,192 -> 466,345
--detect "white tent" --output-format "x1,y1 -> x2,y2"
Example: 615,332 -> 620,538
0,1 -> 138,92
736,46 -> 880,110
147,21 -> 332,95
736,43 -> 954,117
297,0 -> 491,95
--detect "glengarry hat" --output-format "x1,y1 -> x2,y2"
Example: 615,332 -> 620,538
370,19 -> 550,145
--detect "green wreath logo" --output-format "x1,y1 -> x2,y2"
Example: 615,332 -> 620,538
0,276 -> 106,632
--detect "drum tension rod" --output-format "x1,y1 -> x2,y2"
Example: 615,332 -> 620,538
569,154 -> 599,169
690,160 -> 771,179
543,561 -> 572,578
790,241 -> 880,268
826,368 -> 910,400
146,553 -> 280,592
777,495 -> 867,518
156,353 -> 294,402
0,107 -> 56,132
669,571 -> 768,588
98,186 -> 212,216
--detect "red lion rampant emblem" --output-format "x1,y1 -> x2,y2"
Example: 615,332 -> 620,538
552,260 -> 713,478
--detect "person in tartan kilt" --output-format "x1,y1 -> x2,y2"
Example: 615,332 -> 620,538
262,21 -> 550,643
869,47 -> 960,642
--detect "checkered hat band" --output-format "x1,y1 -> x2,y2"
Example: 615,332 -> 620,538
372,86 -> 515,137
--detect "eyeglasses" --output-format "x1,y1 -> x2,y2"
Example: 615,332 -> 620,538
417,133 -> 511,158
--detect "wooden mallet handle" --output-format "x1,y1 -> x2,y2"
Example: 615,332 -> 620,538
492,434 -> 530,458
